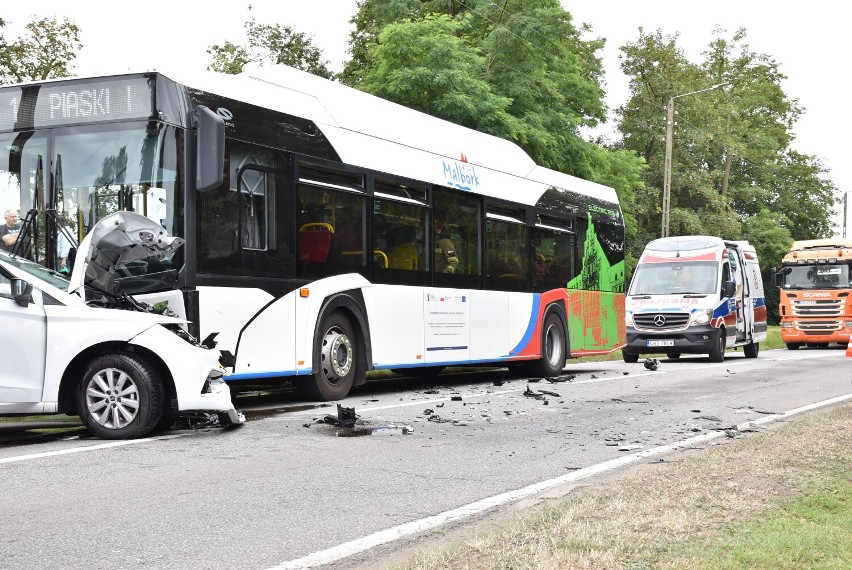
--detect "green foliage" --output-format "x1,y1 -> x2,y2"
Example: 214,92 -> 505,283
207,19 -> 334,78
343,0 -> 643,250
616,26 -> 837,299
0,16 -> 81,84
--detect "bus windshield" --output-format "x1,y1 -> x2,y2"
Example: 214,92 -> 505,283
1,121 -> 184,293
780,263 -> 851,289
628,261 -> 718,295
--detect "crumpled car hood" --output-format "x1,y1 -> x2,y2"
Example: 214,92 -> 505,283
67,211 -> 183,301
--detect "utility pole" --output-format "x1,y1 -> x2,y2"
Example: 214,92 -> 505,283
661,83 -> 731,238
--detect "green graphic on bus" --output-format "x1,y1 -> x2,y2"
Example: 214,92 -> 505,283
565,215 -> 625,353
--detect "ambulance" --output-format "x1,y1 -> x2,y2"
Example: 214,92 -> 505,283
623,236 -> 767,362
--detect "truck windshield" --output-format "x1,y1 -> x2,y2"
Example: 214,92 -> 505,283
781,264 -> 851,289
628,261 -> 718,295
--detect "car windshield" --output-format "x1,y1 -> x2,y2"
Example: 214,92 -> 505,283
0,250 -> 72,291
781,263 -> 851,289
628,261 -> 718,295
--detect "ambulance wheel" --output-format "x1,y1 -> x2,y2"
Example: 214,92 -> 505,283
666,352 -> 681,359
744,342 -> 759,358
622,352 -> 639,363
709,331 -> 726,363
303,312 -> 357,401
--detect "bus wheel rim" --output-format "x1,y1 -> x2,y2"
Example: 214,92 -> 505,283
322,328 -> 353,383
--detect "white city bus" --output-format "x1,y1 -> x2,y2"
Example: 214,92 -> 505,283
0,65 -> 625,400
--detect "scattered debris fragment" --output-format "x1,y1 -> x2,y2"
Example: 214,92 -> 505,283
590,374 -> 598,379
313,404 -> 358,428
528,377 -> 541,383
372,424 -> 414,435
493,380 -> 505,386
643,358 -> 660,371
423,408 -> 434,415
611,398 -> 649,404
695,415 -> 722,422
546,374 -> 576,383
523,386 -> 545,400
540,389 -> 560,397
622,371 -> 630,375
451,395 -> 463,401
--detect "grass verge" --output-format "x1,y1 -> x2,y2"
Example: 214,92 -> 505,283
391,401 -> 852,570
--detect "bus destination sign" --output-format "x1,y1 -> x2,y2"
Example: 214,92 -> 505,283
0,77 -> 153,130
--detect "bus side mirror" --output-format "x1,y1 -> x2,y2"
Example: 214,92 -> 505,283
724,280 -> 736,298
11,278 -> 33,308
195,105 -> 225,192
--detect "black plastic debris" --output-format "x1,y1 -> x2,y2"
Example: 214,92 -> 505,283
423,408 -> 434,415
523,386 -> 545,400
528,377 -> 542,383
451,395 -> 463,401
643,358 -> 660,371
540,390 -> 560,397
314,404 -> 358,428
546,374 -> 575,383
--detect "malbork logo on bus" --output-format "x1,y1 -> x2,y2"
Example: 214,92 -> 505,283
442,152 -> 481,191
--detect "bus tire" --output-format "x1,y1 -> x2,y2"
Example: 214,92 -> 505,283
77,353 -> 165,440
622,352 -> 639,363
744,342 -> 759,358
709,330 -> 726,363
529,312 -> 567,377
304,311 -> 357,401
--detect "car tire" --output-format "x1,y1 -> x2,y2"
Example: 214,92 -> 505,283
708,331 -> 726,362
77,353 -> 165,440
529,312 -> 567,377
666,352 -> 681,359
622,352 -> 639,363
302,311 -> 357,401
744,342 -> 759,358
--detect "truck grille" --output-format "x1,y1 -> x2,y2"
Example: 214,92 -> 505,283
633,312 -> 690,331
796,320 -> 843,334
791,299 -> 845,317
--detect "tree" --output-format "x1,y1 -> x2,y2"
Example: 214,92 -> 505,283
208,19 -> 334,78
0,16 -> 81,84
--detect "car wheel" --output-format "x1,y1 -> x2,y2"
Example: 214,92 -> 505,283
302,311 -> 357,401
529,312 -> 567,377
622,352 -> 639,363
77,353 -> 165,440
666,352 -> 681,359
744,342 -> 759,358
708,331 -> 726,362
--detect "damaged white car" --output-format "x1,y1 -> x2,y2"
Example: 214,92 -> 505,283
0,212 -> 244,439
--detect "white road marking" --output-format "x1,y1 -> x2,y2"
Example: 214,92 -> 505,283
0,434 -> 184,464
269,389 -> 852,570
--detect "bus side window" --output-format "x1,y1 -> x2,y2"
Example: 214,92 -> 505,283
432,187 -> 481,286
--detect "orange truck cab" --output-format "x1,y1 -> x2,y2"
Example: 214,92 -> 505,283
772,238 -> 852,349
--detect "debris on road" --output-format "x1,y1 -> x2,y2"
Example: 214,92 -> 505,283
546,374 -> 576,383
644,358 -> 660,371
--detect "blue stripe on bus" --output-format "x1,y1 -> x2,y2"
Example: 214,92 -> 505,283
507,294 -> 541,357
426,346 -> 469,351
226,369 -> 312,381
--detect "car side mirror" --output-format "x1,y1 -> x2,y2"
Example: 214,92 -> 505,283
724,280 -> 736,298
11,278 -> 33,307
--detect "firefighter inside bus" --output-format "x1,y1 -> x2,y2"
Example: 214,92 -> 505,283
433,216 -> 459,274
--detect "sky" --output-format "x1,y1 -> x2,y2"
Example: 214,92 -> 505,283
3,1 -> 850,237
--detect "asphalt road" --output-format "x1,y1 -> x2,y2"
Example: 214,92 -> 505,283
1,347 -> 850,570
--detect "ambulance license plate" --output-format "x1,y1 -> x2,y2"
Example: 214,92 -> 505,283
647,340 -> 674,347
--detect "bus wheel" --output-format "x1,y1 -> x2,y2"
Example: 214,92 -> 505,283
622,352 -> 639,364
306,312 -> 357,401
744,342 -> 759,358
530,313 -> 567,377
77,353 -> 165,440
709,331 -> 726,363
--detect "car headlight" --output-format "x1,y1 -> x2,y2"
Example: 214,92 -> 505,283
691,310 -> 712,326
